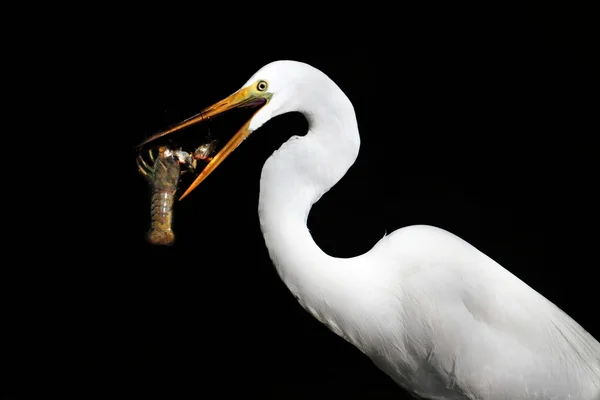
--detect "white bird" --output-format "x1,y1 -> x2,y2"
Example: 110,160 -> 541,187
139,60 -> 600,399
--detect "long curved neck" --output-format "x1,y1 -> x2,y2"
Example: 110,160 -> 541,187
257,80 -> 361,301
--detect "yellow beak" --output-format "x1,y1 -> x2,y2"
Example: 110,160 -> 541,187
138,85 -> 269,200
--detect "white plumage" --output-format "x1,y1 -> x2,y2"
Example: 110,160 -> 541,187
145,60 -> 600,399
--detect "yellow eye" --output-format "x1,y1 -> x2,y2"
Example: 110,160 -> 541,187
257,80 -> 268,91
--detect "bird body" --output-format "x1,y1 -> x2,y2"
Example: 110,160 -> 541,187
142,60 -> 600,399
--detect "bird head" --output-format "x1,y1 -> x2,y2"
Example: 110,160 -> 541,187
138,60 -> 310,200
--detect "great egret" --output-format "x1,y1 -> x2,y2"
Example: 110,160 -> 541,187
139,60 -> 600,399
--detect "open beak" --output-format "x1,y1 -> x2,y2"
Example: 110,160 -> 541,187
138,85 -> 270,200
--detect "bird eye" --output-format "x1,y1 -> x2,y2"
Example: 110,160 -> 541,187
257,80 -> 268,91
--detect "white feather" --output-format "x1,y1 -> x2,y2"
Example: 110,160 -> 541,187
240,60 -> 600,399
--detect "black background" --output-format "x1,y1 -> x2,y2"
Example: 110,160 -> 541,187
7,4 -> 599,399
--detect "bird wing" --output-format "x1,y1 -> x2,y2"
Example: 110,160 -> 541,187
367,225 -> 600,399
